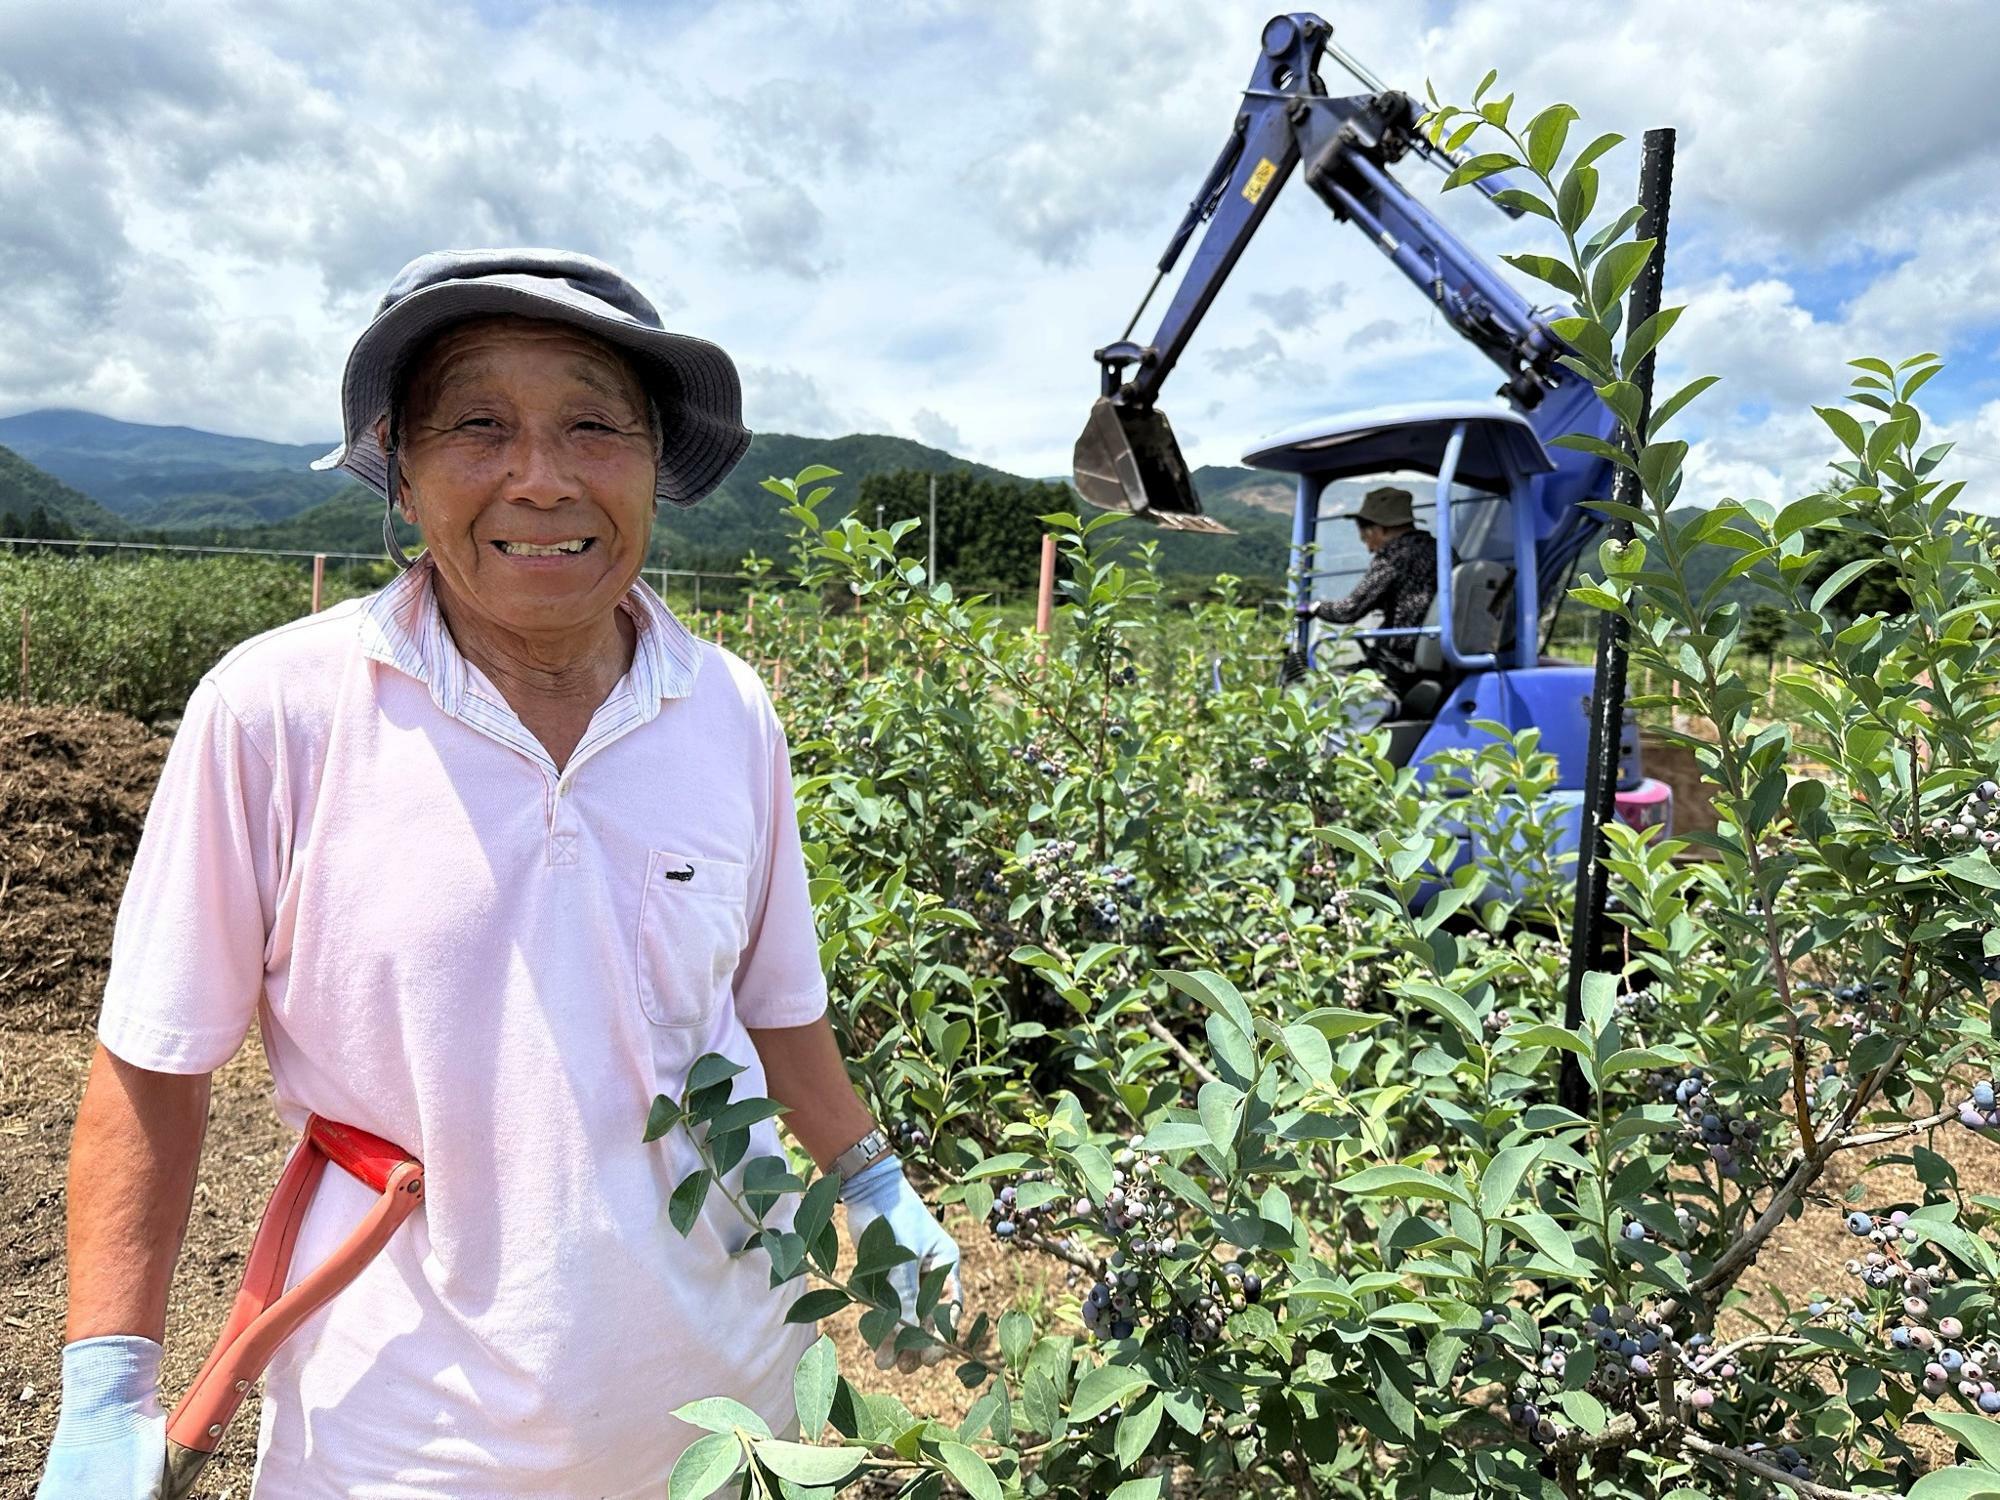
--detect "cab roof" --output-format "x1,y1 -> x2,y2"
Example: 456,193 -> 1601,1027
1241,400 -> 1557,490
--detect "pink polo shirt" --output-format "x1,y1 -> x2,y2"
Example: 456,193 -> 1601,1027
96,557 -> 827,1498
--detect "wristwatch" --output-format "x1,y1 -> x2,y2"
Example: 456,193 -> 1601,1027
833,1127 -> 892,1182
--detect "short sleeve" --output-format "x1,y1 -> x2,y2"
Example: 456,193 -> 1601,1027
97,677 -> 280,1073
731,690 -> 830,1029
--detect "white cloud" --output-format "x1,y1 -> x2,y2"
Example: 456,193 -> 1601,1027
0,0 -> 1995,530
910,407 -> 963,451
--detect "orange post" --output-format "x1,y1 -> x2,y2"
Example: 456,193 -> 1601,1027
1034,534 -> 1056,662
311,554 -> 326,613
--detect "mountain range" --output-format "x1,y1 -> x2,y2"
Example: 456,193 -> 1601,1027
0,408 -> 1302,579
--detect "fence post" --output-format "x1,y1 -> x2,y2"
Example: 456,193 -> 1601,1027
17,605 -> 27,703
1035,534 -> 1056,665
311,553 -> 326,613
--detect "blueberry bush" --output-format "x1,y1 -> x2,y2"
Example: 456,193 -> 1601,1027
645,79 -> 2000,1500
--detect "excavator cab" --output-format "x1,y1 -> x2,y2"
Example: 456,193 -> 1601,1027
1248,400 -> 1565,764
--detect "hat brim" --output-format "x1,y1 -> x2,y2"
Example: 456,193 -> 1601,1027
312,275 -> 750,508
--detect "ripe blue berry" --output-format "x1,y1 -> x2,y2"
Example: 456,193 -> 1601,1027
1845,1211 -> 1873,1236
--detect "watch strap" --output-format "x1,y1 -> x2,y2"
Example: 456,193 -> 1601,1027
833,1127 -> 892,1182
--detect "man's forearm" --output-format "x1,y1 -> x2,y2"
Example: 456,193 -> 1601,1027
744,1014 -> 886,1174
64,1045 -> 211,1344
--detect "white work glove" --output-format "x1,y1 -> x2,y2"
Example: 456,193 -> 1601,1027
839,1154 -> 962,1372
36,1335 -> 167,1500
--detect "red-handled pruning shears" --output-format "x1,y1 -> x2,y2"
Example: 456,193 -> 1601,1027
160,1116 -> 423,1499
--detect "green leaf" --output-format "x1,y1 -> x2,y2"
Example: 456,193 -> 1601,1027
1909,1467 -> 2000,1500
668,1431 -> 742,1500
1558,1390 -> 1607,1434
1115,1393 -> 1165,1467
1069,1362 -> 1153,1421
1139,1122 -> 1212,1151
1106,1479 -> 1167,1500
1620,304 -> 1683,378
934,1440 -> 1002,1500
687,1053 -> 747,1093
1570,131 -> 1624,171
669,1169 -> 712,1236
1816,404 -> 1868,459
1810,557 -> 1883,615
1524,102 -> 1578,176
1199,1080 -> 1244,1157
1478,1141 -> 1544,1218
1505,1212 -> 1588,1274
644,1094 -> 683,1143
1943,855 -> 2000,891
1282,1022 -> 1334,1083
1001,1310 -> 1034,1368
1501,252 -> 1582,298
1335,1165 -> 1471,1206
1925,1412 -> 2000,1471
1444,151 -> 1518,190
793,464 -> 840,484
793,1335 -> 838,1439
707,1097 -> 786,1135
1648,374 -> 1719,436
793,1172 -> 843,1247
1161,968 -> 1256,1045
753,1438 -> 865,1486
673,1396 -> 773,1438
785,1287 -> 852,1323
1400,979 -> 1482,1045
1589,237 -> 1655,317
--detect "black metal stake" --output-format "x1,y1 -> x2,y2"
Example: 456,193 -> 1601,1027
1558,128 -> 1677,1118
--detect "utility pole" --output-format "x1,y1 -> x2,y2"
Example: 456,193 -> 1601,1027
928,474 -> 937,585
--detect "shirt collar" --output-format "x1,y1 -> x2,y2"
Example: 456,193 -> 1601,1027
357,554 -> 702,720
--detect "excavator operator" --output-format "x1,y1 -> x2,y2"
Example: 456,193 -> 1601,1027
1309,485 -> 1438,693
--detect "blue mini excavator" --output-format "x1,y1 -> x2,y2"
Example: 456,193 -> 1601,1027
1073,10 -> 1672,858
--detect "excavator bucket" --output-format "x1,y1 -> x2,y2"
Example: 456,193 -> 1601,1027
1072,398 -> 1235,534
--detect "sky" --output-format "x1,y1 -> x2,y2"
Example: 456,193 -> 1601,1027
5,0 -> 2000,512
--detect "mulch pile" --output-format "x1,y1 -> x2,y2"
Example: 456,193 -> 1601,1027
0,704 -> 168,1032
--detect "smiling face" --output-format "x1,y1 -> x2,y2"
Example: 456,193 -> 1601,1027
385,316 -> 659,649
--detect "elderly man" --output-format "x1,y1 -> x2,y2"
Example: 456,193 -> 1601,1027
37,250 -> 960,1499
1310,485 -> 1438,636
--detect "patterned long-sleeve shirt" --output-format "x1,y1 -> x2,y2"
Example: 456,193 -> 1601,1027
1316,529 -> 1437,631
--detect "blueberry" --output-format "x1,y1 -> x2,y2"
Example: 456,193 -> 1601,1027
1845,1211 -> 1873,1236
995,1220 -> 1016,1238
1622,1221 -> 1648,1242
1979,1083 -> 1997,1110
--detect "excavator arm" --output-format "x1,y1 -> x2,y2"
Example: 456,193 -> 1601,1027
1074,11 -> 1599,531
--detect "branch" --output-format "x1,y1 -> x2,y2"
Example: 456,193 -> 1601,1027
1835,1108 -> 1952,1150
1681,1432 -> 1892,1500
1144,1010 -> 1220,1087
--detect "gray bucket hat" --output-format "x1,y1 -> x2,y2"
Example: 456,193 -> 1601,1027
1336,485 -> 1417,528
313,248 -> 752,537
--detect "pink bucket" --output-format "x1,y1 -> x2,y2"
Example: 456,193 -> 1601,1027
1615,778 -> 1673,837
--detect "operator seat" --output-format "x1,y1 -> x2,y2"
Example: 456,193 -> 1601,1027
1378,559 -> 1511,767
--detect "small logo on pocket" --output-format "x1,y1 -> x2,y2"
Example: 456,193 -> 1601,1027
662,863 -> 696,882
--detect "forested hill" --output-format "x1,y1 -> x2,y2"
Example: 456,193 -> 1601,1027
0,444 -> 126,536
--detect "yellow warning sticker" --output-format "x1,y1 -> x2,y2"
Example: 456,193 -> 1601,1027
1242,157 -> 1278,205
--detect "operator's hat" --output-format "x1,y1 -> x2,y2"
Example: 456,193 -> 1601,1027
1337,485 -> 1416,528
313,248 -> 751,510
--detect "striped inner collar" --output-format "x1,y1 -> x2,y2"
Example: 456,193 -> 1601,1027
357,555 -> 702,727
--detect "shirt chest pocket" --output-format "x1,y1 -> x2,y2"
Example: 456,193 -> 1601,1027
636,849 -> 750,1027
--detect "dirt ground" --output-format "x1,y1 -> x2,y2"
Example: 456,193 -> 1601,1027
0,703 -> 1994,1494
